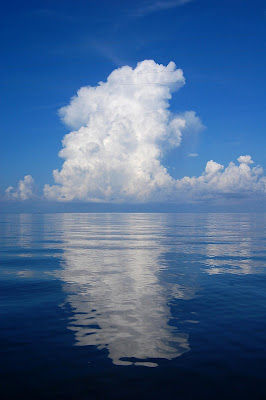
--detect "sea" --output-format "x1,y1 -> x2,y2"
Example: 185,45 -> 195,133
1,213 -> 266,399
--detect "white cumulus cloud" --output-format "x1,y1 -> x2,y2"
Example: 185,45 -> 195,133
175,111 -> 204,135
41,60 -> 266,204
176,156 -> 266,200
44,60 -> 200,202
5,175 -> 35,200
237,155 -> 254,165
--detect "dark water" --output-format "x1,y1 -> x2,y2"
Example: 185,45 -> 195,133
1,213 -> 266,399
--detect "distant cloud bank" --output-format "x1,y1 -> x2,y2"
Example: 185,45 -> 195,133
176,156 -> 266,201
5,60 -> 266,204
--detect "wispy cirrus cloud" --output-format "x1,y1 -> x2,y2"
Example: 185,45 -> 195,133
133,0 -> 193,17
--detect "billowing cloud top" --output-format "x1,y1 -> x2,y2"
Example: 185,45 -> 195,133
44,60 -> 203,202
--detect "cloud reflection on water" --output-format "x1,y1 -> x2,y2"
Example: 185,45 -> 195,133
56,214 -> 194,366
203,214 -> 266,275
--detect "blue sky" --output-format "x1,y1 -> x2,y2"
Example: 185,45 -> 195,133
1,0 -> 266,210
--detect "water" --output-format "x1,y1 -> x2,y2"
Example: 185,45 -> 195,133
1,213 -> 266,399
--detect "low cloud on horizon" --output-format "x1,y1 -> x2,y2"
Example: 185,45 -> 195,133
4,60 -> 266,205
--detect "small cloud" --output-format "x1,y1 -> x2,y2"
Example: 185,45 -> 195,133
237,155 -> 254,165
5,175 -> 36,200
178,111 -> 205,135
187,153 -> 199,157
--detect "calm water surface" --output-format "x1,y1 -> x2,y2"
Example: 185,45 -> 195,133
1,213 -> 266,399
